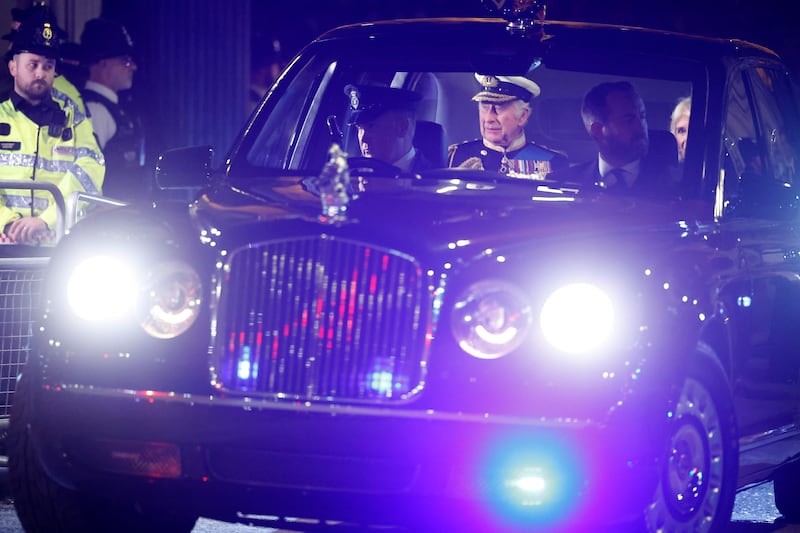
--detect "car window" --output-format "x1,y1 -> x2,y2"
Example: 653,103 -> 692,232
748,67 -> 800,185
246,55 -> 334,170
722,66 -> 800,217
240,47 -> 696,187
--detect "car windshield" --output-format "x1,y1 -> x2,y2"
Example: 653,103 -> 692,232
232,23 -> 701,187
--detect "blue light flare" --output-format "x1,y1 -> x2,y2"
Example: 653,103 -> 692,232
476,433 -> 587,530
237,345 -> 258,382
362,356 -> 410,398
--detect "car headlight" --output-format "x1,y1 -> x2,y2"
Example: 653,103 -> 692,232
66,256 -> 202,339
540,283 -> 613,354
138,260 -> 202,339
451,280 -> 533,359
67,255 -> 138,321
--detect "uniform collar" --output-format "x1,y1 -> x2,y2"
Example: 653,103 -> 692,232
11,89 -> 62,127
482,132 -> 527,153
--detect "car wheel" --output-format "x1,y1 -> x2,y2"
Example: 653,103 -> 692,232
643,348 -> 738,533
773,459 -> 800,520
8,374 -> 198,533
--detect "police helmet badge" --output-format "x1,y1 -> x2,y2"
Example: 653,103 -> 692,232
349,88 -> 360,111
42,23 -> 53,42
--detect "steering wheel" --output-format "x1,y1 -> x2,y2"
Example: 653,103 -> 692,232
347,156 -> 403,177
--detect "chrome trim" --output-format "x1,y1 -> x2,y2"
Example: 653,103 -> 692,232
739,424 -> 800,451
209,234 -> 440,405
54,383 -> 597,430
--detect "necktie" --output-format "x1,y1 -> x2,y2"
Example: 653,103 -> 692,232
604,168 -> 628,189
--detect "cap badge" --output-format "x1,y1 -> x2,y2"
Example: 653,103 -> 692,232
349,89 -> 360,111
478,75 -> 499,88
42,23 -> 53,42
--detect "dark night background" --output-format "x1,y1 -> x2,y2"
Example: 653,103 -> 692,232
13,0 -> 800,171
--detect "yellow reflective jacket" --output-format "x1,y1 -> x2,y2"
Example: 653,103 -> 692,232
53,75 -> 87,117
0,90 -> 105,230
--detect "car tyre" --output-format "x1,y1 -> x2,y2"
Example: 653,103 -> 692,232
8,374 -> 198,533
643,345 -> 738,533
773,459 -> 800,521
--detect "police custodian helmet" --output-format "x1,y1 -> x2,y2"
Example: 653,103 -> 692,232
5,7 -> 63,61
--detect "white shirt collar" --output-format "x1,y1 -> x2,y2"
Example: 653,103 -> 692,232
393,147 -> 416,172
598,156 -> 641,187
84,80 -> 119,104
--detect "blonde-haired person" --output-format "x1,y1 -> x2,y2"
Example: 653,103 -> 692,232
670,96 -> 691,162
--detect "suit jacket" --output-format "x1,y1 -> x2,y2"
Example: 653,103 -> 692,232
551,153 -> 680,197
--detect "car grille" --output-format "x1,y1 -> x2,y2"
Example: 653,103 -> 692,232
0,264 -> 45,417
215,236 -> 432,404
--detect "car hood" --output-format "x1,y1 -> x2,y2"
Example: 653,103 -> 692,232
191,173 -> 706,259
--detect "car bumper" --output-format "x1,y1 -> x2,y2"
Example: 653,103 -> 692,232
29,384 -> 663,530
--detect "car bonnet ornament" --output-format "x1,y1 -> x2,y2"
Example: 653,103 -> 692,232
313,143 -> 354,223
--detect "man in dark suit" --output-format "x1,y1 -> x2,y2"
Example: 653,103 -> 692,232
344,84 -> 433,173
554,81 -> 678,195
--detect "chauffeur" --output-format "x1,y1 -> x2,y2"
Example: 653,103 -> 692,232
448,74 -> 566,179
345,83 -> 433,173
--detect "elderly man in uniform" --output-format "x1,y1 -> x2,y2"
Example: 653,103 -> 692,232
345,83 -> 433,173
448,73 -> 566,178
0,10 -> 105,244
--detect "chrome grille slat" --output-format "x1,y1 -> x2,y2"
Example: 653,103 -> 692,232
216,236 -> 429,404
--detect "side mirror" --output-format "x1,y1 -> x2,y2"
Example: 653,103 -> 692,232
154,146 -> 214,189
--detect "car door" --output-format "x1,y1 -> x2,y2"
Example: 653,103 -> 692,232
721,61 -> 800,479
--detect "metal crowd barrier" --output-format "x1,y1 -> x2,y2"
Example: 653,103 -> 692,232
0,181 -> 127,439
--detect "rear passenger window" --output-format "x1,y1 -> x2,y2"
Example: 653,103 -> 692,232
722,66 -> 800,217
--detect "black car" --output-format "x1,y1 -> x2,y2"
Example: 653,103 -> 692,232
9,3 -> 800,532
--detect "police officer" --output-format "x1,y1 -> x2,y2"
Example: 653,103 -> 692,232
0,10 -> 105,245
2,4 -> 88,117
448,73 -> 566,179
81,18 -> 145,202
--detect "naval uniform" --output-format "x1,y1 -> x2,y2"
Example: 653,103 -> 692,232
448,134 -> 567,179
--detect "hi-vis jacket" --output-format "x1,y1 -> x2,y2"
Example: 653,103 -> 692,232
0,86 -> 105,231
